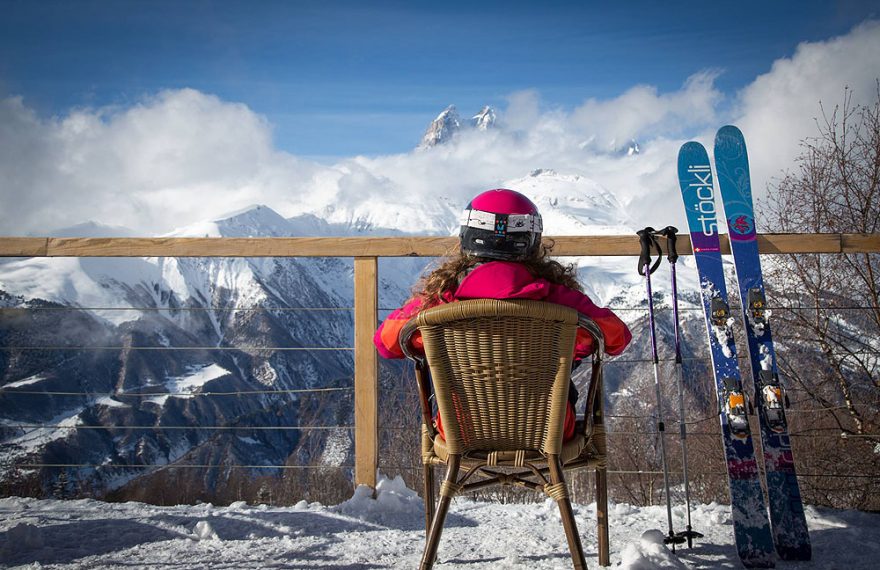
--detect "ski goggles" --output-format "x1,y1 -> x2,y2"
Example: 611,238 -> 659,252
459,209 -> 543,236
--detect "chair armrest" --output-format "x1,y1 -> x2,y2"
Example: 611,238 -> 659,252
399,318 -> 425,365
399,317 -> 437,439
576,314 -> 605,360
576,314 -> 606,436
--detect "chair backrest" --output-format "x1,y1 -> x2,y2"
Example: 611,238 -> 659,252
401,299 -> 597,457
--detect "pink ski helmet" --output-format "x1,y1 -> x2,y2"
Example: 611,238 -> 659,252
459,188 -> 543,260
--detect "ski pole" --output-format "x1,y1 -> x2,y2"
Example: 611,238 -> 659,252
637,227 -> 683,551
658,226 -> 704,549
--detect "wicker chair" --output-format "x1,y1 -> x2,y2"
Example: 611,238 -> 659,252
399,299 -> 610,569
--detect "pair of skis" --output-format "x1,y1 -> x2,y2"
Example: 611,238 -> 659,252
678,126 -> 811,567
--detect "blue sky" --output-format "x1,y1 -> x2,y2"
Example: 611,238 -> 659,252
2,0 -> 877,158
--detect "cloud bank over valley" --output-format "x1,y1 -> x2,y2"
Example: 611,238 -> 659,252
1,21 -> 878,236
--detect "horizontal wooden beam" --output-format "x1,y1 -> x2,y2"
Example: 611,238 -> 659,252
841,233 -> 880,253
0,237 -> 49,257
0,234 -> 876,258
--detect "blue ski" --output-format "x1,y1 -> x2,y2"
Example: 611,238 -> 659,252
678,141 -> 776,568
715,125 -> 812,560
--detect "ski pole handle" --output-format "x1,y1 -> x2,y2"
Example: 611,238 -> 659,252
659,226 -> 679,263
637,227 -> 663,276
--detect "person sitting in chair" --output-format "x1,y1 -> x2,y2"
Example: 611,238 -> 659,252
374,188 -> 632,441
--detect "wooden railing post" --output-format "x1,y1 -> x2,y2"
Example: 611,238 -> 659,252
354,257 -> 379,490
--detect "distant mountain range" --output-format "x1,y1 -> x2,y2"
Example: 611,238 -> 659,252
418,105 -> 498,149
1,157 -> 701,503
417,103 -> 639,155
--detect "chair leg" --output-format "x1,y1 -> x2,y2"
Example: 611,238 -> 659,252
548,456 -> 587,570
420,455 -> 460,570
423,463 -> 436,538
596,468 -> 610,567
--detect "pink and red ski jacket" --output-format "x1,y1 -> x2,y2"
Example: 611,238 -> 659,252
373,260 -> 633,441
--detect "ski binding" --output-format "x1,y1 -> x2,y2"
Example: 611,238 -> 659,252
747,288 -> 771,335
722,378 -> 752,436
759,370 -> 789,432
747,288 -> 767,322
711,296 -> 731,326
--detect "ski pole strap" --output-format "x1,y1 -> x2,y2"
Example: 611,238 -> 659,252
637,227 -> 663,276
658,226 -> 679,263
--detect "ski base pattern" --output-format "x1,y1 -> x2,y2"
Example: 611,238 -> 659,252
715,125 -> 812,561
678,141 -> 776,568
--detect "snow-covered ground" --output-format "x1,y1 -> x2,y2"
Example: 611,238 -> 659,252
2,476 -> 878,569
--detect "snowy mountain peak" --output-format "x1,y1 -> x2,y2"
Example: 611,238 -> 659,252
503,169 -> 633,235
418,105 -> 461,149
45,221 -> 137,238
163,204 -> 293,238
625,139 -> 641,156
418,104 -> 497,148
213,203 -> 274,222
471,106 -> 496,131
212,205 -> 293,238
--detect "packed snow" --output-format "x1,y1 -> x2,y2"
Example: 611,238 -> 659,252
2,375 -> 46,389
1,475 -> 878,569
164,363 -> 231,396
1,408 -> 83,452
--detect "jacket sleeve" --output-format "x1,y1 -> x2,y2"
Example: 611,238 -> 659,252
373,297 -> 425,359
548,284 -> 633,357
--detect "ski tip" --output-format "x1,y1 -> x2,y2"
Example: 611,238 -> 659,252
679,140 -> 707,156
680,140 -> 705,149
717,124 -> 744,139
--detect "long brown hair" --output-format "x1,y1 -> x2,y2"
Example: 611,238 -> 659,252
417,239 -> 583,304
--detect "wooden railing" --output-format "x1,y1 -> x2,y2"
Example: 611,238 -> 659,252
1,233 -> 878,489
2,233 -> 879,257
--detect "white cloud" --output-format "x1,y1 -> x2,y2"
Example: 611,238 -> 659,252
501,89 -> 547,133
571,70 -> 723,150
1,21 -> 878,237
735,20 -> 880,198
0,89 -> 319,235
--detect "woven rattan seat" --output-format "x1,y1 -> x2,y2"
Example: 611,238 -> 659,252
399,299 -> 610,569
